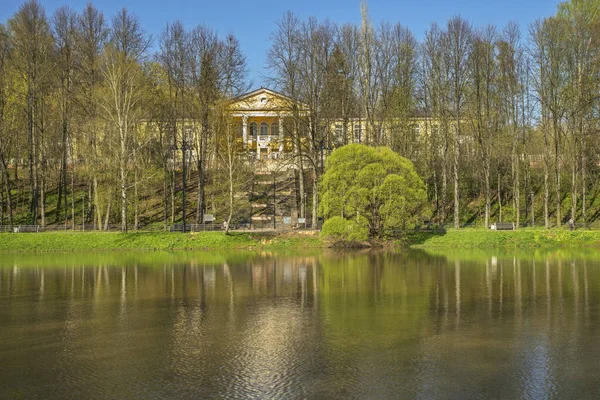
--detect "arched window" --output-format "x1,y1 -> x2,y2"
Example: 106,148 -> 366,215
249,122 -> 257,137
271,122 -> 279,137
260,122 -> 268,138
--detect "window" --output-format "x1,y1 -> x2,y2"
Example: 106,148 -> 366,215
334,123 -> 342,138
271,122 -> 279,137
411,124 -> 421,137
260,122 -> 268,138
353,123 -> 362,143
249,122 -> 257,137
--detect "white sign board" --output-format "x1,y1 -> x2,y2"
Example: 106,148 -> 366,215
283,217 -> 292,225
298,218 -> 306,224
203,214 -> 214,222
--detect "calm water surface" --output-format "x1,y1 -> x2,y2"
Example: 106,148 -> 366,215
1,249 -> 600,399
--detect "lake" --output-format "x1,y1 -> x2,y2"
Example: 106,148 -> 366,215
1,249 -> 599,399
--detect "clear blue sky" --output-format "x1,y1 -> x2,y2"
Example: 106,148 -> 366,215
1,0 -> 561,86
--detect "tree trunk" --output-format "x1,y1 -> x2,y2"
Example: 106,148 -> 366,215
498,171 -> 502,223
0,159 -> 13,226
453,130 -> 459,229
312,169 -> 318,229
40,172 -> 45,227
511,152 -> 520,230
134,168 -> 139,231
544,155 -> 549,229
580,121 -> 586,224
554,146 -> 561,228
0,180 -> 3,226
71,165 -> 75,230
182,145 -> 187,232
104,190 -> 112,231
88,181 -> 93,229
120,123 -> 128,232
571,161 -> 577,222
94,177 -> 101,230
225,154 -> 234,235
163,168 -> 168,231
170,169 -> 175,224
484,159 -> 490,229
582,153 -> 586,224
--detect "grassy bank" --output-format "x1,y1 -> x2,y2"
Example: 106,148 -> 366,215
2,228 -> 600,253
404,228 -> 600,248
0,231 -> 323,252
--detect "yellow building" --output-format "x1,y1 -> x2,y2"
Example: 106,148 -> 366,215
228,87 -> 308,162
227,87 -> 450,169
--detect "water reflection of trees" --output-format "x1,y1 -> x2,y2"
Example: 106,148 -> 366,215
1,250 -> 600,398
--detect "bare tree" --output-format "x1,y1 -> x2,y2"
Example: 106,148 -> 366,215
447,16 -> 472,229
52,6 -> 77,226
75,2 -> 108,229
0,25 -> 14,226
100,8 -> 150,232
266,12 -> 307,220
9,0 -> 53,225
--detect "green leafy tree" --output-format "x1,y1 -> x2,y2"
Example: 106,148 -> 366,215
320,144 -> 429,237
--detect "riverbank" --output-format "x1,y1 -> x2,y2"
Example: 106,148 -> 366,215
0,231 -> 323,252
405,228 -> 600,248
1,228 -> 599,253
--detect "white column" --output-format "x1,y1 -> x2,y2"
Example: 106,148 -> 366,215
279,116 -> 284,153
256,122 -> 260,160
242,115 -> 248,148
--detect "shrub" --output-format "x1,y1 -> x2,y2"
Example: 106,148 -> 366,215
320,216 -> 369,244
319,144 -> 429,237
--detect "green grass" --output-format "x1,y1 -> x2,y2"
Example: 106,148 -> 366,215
2,228 -> 600,253
405,228 -> 600,248
0,231 -> 323,252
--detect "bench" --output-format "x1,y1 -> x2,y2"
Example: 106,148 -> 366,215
491,222 -> 514,230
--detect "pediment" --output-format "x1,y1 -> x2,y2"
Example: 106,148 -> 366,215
229,88 -> 300,112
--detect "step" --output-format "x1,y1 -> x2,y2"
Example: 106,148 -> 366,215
251,215 -> 273,221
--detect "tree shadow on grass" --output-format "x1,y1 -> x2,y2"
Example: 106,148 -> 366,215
394,227 -> 447,247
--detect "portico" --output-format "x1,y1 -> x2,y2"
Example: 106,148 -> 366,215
229,87 -> 306,162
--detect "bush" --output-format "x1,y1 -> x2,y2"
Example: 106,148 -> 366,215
319,144 -> 429,238
320,216 -> 369,244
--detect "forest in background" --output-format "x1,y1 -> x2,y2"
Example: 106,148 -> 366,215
0,0 -> 599,231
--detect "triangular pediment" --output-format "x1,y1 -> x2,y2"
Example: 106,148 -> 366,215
229,87 -> 304,112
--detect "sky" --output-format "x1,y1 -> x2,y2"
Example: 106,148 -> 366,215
1,0 -> 561,87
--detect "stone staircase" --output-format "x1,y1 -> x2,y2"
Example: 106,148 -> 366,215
250,170 -> 298,228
